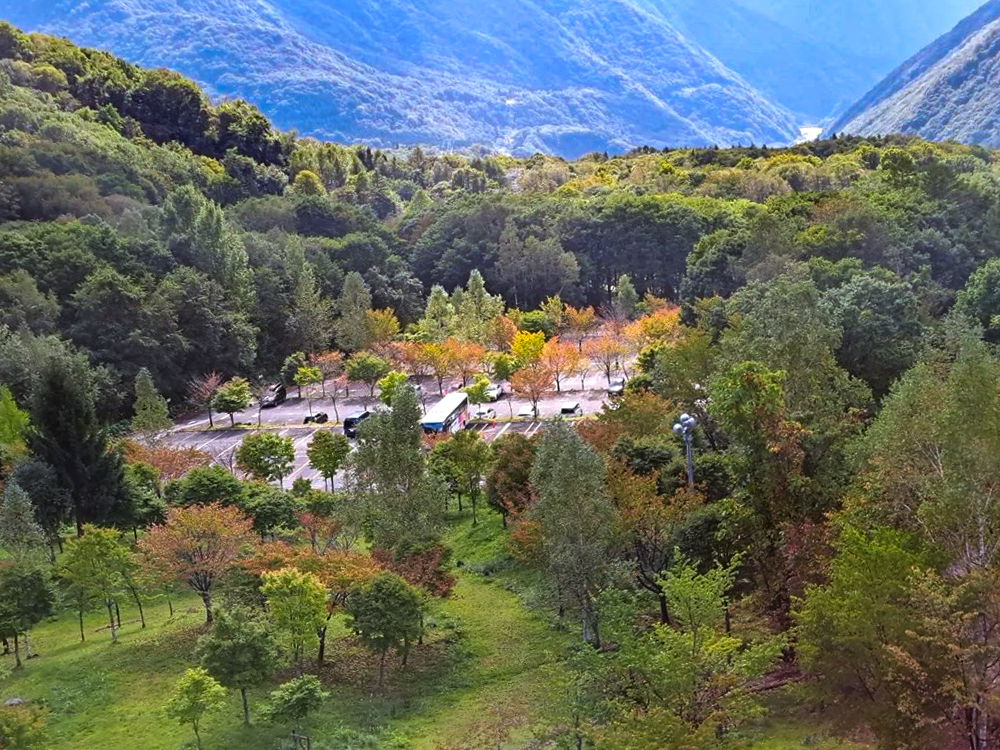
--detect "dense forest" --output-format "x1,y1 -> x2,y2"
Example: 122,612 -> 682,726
4,21 -> 1000,750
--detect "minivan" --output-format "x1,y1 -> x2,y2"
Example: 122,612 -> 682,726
343,410 -> 371,438
260,383 -> 287,407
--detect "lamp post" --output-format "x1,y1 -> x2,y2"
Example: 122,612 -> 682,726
672,413 -> 697,489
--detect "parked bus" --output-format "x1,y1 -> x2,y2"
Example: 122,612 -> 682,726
420,392 -> 469,434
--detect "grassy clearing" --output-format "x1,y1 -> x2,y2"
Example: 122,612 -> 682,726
0,510 -> 569,749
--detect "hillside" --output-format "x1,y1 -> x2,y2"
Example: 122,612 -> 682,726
830,0 -> 1000,145
1,0 -> 801,156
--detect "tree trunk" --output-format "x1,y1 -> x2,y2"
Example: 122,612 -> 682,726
132,588 -> 146,628
200,591 -> 213,624
658,592 -> 670,626
207,405 -> 214,428
229,412 -> 235,427
115,600 -> 121,629
78,608 -> 85,642
193,721 -> 203,750
12,632 -> 20,669
167,594 -> 173,618
241,687 -> 251,727
378,649 -> 387,687
106,600 -> 117,643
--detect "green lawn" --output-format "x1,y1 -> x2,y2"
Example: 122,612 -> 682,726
0,512 -> 569,749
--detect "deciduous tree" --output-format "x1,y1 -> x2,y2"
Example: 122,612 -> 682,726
261,568 -> 328,674
211,377 -> 251,427
306,431 -> 351,491
165,668 -> 226,750
140,504 -> 253,623
346,571 -> 423,686
236,432 -> 294,489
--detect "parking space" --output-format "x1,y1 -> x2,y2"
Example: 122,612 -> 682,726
165,376 -> 618,490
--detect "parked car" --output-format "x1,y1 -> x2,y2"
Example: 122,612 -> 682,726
472,407 -> 497,420
485,383 -> 504,402
607,377 -> 626,397
260,383 -> 287,407
303,412 -> 329,424
343,410 -> 371,438
517,404 -> 537,419
560,402 -> 582,416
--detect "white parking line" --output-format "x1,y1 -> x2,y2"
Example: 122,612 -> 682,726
495,423 -> 511,439
195,431 -> 236,451
526,422 -> 542,438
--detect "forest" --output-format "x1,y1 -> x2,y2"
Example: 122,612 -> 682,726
3,20 -> 1000,750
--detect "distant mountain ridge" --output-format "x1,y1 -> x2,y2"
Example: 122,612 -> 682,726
0,0 -> 803,156
831,0 -> 1000,147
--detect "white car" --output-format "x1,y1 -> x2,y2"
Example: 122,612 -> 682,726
485,383 -> 504,402
608,377 -> 626,397
472,407 -> 497,420
517,404 -> 537,419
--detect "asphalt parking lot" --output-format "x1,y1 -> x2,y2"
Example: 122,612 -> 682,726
167,375 -> 615,489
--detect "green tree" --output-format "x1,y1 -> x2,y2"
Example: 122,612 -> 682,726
289,170 -> 326,197
30,357 -> 125,536
336,271 -> 373,352
417,284 -> 455,342
0,564 -> 55,669
235,432 -> 295,489
165,667 -> 226,750
346,572 -> 423,686
376,370 -> 409,407
60,526 -> 130,643
293,366 -> 323,411
196,605 -> 276,726
211,377 -> 251,427
613,273 -> 639,320
349,387 -> 444,550
286,252 -> 333,356
0,484 -> 46,563
306,430 -> 351,491
260,675 -> 328,732
0,386 -> 29,463
281,352 -> 308,394
261,568 -> 328,674
0,702 -> 46,750
431,430 -> 492,525
346,352 -> 391,401
529,421 -> 617,647
131,368 -> 171,441
163,465 -> 245,508
956,257 -> 1000,343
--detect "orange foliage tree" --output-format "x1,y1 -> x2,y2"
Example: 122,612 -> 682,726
541,337 -> 581,393
511,364 -> 553,418
563,305 -> 598,351
123,441 -> 212,483
421,341 -> 458,395
584,333 -> 628,385
139,504 -> 254,623
450,340 -> 486,387
312,351 -> 344,397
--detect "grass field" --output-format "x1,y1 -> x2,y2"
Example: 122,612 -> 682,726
0,511 -> 870,749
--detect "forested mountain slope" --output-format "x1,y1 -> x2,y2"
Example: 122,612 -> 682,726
0,0 -> 800,156
831,0 -> 1000,146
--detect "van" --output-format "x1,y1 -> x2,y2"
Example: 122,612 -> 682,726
343,410 -> 371,438
260,383 -> 287,407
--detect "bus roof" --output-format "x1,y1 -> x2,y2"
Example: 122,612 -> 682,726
421,391 -> 468,428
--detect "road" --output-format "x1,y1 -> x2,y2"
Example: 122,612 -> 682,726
166,375 -> 617,489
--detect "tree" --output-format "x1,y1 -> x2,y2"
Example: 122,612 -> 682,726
585,335 -> 627,385
0,564 -> 55,668
417,285 -> 455,342
432,430 -> 493,524
312,351 -> 343,397
529,422 -> 617,646
563,305 -> 598,351
956,257 -> 1000,343
260,675 -> 328,732
131,368 -> 171,441
421,341 -> 458,396
377,371 -> 410,407
451,340 -> 486,387
163,465 -> 244,508
30,356 -> 125,536
336,271 -> 373,352
236,432 -> 295,489
346,572 -> 423,686
486,433 -> 536,527
165,668 -> 226,750
510,330 -> 545,367
140,504 -> 253,624
281,352 -> 308,393
60,526 -> 131,643
293,366 -> 322,411
0,386 -> 29,464
365,309 -> 400,350
350,386 -> 444,550
463,374 -> 491,410
306,430 -> 351,491
345,352 -> 391,401
511,364 -> 553,419
612,273 -> 639,321
289,169 -> 325,197
0,702 -> 46,750
542,337 -> 581,393
261,567 -> 328,674
0,484 -> 46,564
211,377 -> 251,427
187,372 -> 222,428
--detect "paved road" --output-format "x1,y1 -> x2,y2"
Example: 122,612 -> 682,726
167,377 -> 616,490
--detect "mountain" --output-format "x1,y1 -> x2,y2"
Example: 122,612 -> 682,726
0,0 -> 801,157
831,0 -> 1000,146
737,0 -> 985,72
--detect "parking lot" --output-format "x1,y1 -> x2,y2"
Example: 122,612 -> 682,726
166,375 -> 615,489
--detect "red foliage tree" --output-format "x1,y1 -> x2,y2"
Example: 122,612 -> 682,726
372,545 -> 456,598
122,441 -> 212,483
139,504 -> 253,624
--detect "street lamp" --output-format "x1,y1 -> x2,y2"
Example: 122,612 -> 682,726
672,413 -> 697,489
